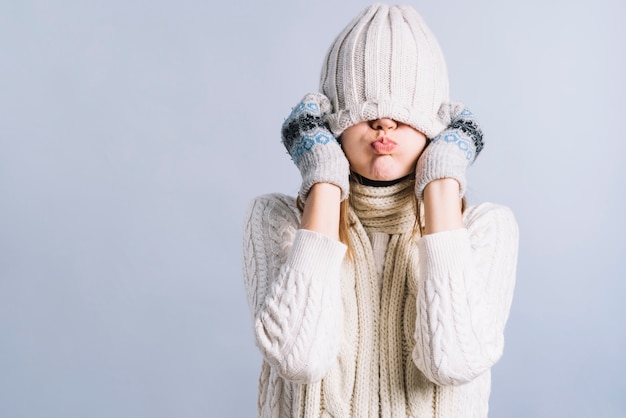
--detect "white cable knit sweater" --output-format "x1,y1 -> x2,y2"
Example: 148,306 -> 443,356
242,181 -> 518,417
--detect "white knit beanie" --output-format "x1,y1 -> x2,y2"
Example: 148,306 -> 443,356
320,3 -> 450,139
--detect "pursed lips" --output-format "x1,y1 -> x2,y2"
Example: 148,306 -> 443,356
371,136 -> 397,154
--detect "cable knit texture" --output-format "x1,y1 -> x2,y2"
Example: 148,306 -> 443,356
243,179 -> 518,417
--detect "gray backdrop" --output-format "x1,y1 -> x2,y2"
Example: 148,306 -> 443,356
2,0 -> 625,417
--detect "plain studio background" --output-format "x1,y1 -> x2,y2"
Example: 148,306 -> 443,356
1,0 -> 625,417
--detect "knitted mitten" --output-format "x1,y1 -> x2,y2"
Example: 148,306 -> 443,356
281,93 -> 350,201
415,103 -> 484,199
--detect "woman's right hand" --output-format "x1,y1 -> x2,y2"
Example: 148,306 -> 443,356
281,93 -> 350,202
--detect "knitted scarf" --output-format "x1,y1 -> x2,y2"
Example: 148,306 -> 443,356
299,179 -> 437,418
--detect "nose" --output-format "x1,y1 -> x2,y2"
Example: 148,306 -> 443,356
370,118 -> 397,131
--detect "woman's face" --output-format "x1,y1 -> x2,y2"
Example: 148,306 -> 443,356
340,118 -> 427,181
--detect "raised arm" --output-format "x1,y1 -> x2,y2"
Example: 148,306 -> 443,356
243,194 -> 346,383
411,104 -> 518,385
412,202 -> 518,385
242,93 -> 349,383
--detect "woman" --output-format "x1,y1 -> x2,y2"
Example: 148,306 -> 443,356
243,4 -> 518,417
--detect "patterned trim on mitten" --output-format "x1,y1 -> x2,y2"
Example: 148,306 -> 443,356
446,108 -> 484,162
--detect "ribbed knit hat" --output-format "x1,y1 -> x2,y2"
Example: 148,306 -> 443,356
320,3 -> 450,139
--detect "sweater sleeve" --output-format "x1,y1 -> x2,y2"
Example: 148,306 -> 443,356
242,194 -> 347,383
412,202 -> 519,386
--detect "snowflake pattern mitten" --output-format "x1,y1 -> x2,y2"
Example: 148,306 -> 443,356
281,93 -> 350,201
415,103 -> 484,199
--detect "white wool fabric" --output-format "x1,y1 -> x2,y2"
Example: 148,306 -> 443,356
243,179 -> 519,417
320,3 -> 450,138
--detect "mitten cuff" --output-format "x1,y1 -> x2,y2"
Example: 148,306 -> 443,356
415,105 -> 483,199
298,139 -> 350,202
415,133 -> 473,199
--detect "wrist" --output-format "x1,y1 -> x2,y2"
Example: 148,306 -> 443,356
423,178 -> 463,235
300,183 -> 342,240
309,182 -> 342,197
423,178 -> 460,197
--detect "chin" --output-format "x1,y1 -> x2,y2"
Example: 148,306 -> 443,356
369,173 -> 398,181
368,167 -> 411,182
366,157 -> 413,180
352,158 -> 413,182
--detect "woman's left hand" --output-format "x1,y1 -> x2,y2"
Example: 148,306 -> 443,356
414,103 -> 484,199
